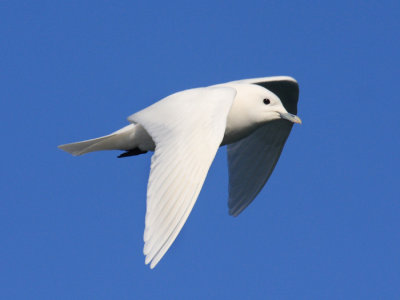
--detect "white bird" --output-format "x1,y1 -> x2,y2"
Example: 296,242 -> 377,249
59,76 -> 301,268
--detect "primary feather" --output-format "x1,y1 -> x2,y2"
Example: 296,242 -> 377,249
128,87 -> 236,268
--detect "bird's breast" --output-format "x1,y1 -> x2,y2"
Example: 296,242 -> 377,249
221,116 -> 259,146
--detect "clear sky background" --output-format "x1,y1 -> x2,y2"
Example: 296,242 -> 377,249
1,1 -> 399,299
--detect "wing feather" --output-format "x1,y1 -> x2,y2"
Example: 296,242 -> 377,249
129,86 -> 236,268
227,77 -> 299,216
227,120 -> 293,216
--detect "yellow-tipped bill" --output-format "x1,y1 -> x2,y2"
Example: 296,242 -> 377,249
280,112 -> 302,124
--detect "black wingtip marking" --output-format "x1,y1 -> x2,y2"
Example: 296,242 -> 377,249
117,148 -> 148,158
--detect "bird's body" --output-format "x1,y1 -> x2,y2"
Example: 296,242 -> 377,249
59,76 -> 301,268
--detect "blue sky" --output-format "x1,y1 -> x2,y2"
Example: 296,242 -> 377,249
1,1 -> 399,299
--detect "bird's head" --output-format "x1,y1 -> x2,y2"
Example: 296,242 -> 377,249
231,83 -> 302,125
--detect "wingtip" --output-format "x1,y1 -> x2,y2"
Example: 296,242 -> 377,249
144,256 -> 157,269
143,242 -> 152,256
228,204 -> 248,217
228,209 -> 239,217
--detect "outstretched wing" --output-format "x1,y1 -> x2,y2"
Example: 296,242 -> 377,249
227,77 -> 299,216
128,86 -> 236,268
227,120 -> 293,216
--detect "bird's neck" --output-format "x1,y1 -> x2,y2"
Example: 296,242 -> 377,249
222,113 -> 259,146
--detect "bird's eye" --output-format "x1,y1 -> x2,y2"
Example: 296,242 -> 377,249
263,98 -> 270,105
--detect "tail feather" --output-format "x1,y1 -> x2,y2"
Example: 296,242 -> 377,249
58,124 -> 137,156
58,134 -> 116,156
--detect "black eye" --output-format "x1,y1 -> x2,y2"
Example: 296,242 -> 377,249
263,98 -> 270,105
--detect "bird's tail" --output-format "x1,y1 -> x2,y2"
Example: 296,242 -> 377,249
58,124 -> 137,156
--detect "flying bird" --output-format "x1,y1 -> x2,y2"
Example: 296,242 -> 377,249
58,76 -> 301,268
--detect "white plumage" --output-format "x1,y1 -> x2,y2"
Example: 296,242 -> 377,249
59,76 -> 301,268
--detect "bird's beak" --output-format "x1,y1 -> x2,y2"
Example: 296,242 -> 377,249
280,112 -> 302,124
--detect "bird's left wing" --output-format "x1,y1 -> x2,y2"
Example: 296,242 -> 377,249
128,86 -> 236,268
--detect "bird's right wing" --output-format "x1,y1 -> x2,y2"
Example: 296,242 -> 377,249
226,77 -> 299,216
128,86 -> 236,268
227,120 -> 294,216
